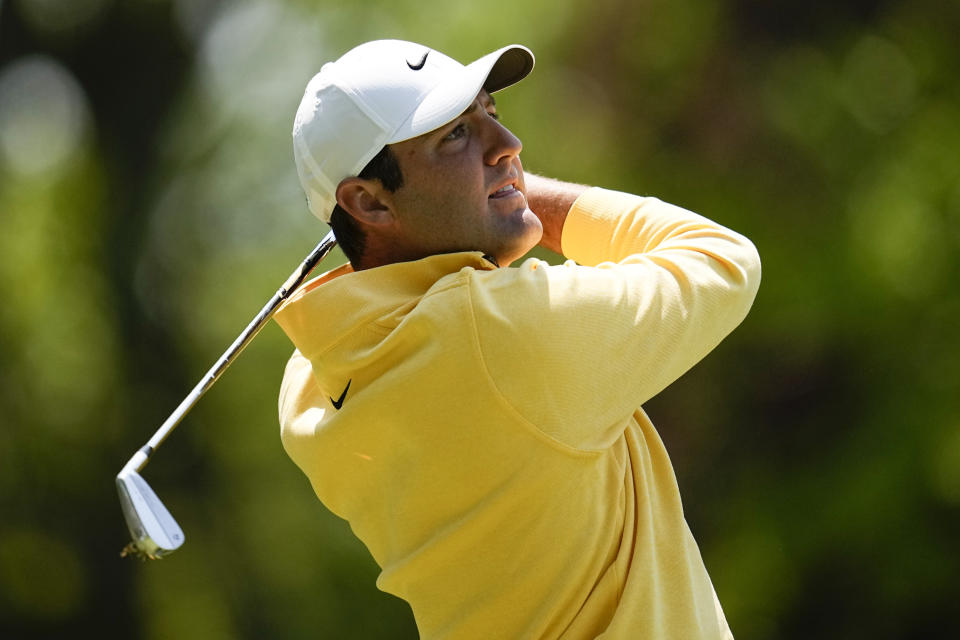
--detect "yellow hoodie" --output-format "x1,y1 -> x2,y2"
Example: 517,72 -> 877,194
276,187 -> 761,639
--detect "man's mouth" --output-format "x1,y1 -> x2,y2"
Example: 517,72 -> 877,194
489,182 -> 519,199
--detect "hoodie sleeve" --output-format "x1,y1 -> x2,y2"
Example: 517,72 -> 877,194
468,187 -> 761,452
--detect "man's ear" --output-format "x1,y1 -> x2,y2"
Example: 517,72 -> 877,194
335,178 -> 394,226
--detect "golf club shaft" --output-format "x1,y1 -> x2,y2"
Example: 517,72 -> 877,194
120,231 -> 338,475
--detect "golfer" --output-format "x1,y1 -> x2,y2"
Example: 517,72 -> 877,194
276,39 -> 760,639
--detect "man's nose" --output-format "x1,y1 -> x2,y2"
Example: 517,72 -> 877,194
484,118 -> 523,166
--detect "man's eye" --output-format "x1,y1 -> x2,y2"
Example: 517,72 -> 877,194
444,123 -> 467,141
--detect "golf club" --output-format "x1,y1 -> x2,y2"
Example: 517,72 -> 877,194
117,230 -> 338,559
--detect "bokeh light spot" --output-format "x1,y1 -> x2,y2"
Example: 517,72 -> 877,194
840,34 -> 917,133
762,46 -> 839,146
848,167 -> 948,298
0,56 -> 91,176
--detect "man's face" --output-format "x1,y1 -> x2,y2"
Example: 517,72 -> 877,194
382,91 -> 543,266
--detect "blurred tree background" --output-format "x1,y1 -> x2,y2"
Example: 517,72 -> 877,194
1,0 -> 958,637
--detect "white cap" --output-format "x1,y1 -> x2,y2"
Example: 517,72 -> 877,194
292,40 -> 534,223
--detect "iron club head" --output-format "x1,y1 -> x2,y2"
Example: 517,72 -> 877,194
116,467 -> 185,559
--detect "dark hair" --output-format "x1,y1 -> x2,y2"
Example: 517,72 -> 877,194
329,145 -> 404,267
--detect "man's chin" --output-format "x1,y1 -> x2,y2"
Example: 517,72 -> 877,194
496,211 -> 544,267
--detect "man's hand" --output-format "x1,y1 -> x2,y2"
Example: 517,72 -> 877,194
523,173 -> 588,257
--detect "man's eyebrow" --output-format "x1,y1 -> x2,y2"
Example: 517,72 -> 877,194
460,94 -> 496,118
478,94 -> 497,111
432,94 -> 496,139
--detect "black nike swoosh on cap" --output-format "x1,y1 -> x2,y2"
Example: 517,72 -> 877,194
331,379 -> 351,410
407,51 -> 429,70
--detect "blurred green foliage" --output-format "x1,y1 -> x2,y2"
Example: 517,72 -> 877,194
1,0 -> 958,638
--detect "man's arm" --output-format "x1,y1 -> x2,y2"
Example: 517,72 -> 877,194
523,173 -> 587,256
470,185 -> 761,450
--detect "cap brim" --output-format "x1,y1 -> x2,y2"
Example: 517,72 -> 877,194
388,44 -> 534,144
480,46 -> 535,93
